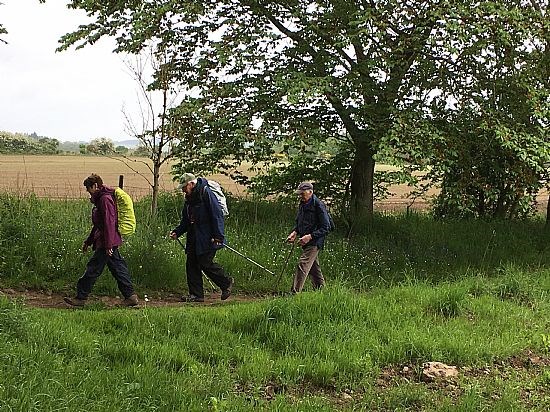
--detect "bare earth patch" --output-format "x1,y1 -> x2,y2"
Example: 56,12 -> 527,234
0,288 -> 261,309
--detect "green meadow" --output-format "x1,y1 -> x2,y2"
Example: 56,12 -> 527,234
1,193 -> 550,410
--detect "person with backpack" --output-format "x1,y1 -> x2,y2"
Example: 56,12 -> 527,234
64,174 -> 139,307
286,181 -> 331,294
170,173 -> 234,302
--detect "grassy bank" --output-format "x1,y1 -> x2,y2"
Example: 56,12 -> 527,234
2,193 -> 550,409
2,270 -> 550,410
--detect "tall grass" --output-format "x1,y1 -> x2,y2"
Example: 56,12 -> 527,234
1,192 -> 550,296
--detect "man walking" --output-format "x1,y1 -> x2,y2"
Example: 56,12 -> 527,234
170,173 -> 233,302
286,182 -> 331,294
65,174 -> 138,307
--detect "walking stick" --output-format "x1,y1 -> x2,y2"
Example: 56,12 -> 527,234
175,237 -> 217,292
222,243 -> 275,276
276,239 -> 296,290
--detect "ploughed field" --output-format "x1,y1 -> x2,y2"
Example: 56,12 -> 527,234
0,154 -> 429,210
0,155 -> 246,200
4,154 -> 547,211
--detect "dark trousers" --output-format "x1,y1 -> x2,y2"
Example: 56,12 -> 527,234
77,247 -> 134,299
186,250 -> 231,298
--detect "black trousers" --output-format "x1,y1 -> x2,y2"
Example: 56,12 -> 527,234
186,250 -> 231,298
77,247 -> 134,299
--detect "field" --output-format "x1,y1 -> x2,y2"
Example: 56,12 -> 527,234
0,155 -> 247,199
0,154 -> 431,210
3,154 -> 547,212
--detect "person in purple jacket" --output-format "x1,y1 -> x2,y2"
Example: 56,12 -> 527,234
64,174 -> 138,307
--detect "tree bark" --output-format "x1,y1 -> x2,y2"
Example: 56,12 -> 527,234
151,163 -> 161,217
350,146 -> 375,222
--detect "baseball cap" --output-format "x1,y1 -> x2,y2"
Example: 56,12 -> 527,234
295,181 -> 313,194
177,173 -> 196,190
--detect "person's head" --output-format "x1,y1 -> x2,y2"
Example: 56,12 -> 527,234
83,174 -> 103,195
177,173 -> 197,196
295,182 -> 314,202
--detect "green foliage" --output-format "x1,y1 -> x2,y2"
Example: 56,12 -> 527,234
58,0 -> 548,219
430,112 -> 548,219
86,137 -> 115,155
115,145 -> 128,154
0,1 -> 7,45
0,131 -> 60,154
0,24 -> 6,45
131,145 -> 150,157
386,1 -> 550,219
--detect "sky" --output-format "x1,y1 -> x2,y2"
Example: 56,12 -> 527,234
0,0 -> 140,142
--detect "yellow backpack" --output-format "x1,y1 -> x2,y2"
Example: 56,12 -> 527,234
113,187 -> 136,236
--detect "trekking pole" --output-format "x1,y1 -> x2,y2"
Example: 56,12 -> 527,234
175,237 -> 217,292
276,239 -> 296,289
222,243 -> 275,276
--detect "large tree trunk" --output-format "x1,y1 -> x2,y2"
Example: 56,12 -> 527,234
350,146 -> 376,223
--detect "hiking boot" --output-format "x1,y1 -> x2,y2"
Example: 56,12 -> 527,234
221,277 -> 234,301
64,296 -> 86,307
121,294 -> 139,307
181,295 -> 204,303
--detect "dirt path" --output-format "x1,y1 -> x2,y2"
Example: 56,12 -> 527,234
0,288 -> 265,309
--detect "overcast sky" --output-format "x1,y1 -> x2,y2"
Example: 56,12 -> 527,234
0,0 -> 140,142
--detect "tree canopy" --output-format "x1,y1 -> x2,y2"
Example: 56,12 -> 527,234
58,0 -> 549,220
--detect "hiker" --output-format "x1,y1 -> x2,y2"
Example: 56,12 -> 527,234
170,173 -> 234,302
64,174 -> 139,307
286,181 -> 331,294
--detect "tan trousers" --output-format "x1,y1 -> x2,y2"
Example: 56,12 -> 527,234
292,246 -> 325,293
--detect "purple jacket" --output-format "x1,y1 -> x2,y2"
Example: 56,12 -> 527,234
85,185 -> 122,250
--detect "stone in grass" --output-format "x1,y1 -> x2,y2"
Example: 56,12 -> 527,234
421,361 -> 459,382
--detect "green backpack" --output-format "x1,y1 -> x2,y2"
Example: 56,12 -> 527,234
113,187 -> 136,236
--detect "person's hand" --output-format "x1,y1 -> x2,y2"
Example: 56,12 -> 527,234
107,248 -> 113,257
286,231 -> 297,243
169,231 -> 178,240
299,234 -> 312,246
211,238 -> 223,246
82,242 -> 89,253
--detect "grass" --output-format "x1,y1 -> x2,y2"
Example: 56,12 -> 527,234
1,270 -> 550,410
2,192 -> 550,296
2,193 -> 550,409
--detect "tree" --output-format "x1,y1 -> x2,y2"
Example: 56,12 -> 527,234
38,137 -> 60,154
0,25 -> 6,45
120,50 -> 185,216
58,0 -> 548,221
115,145 -> 129,154
387,1 -> 549,219
86,137 -> 115,155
